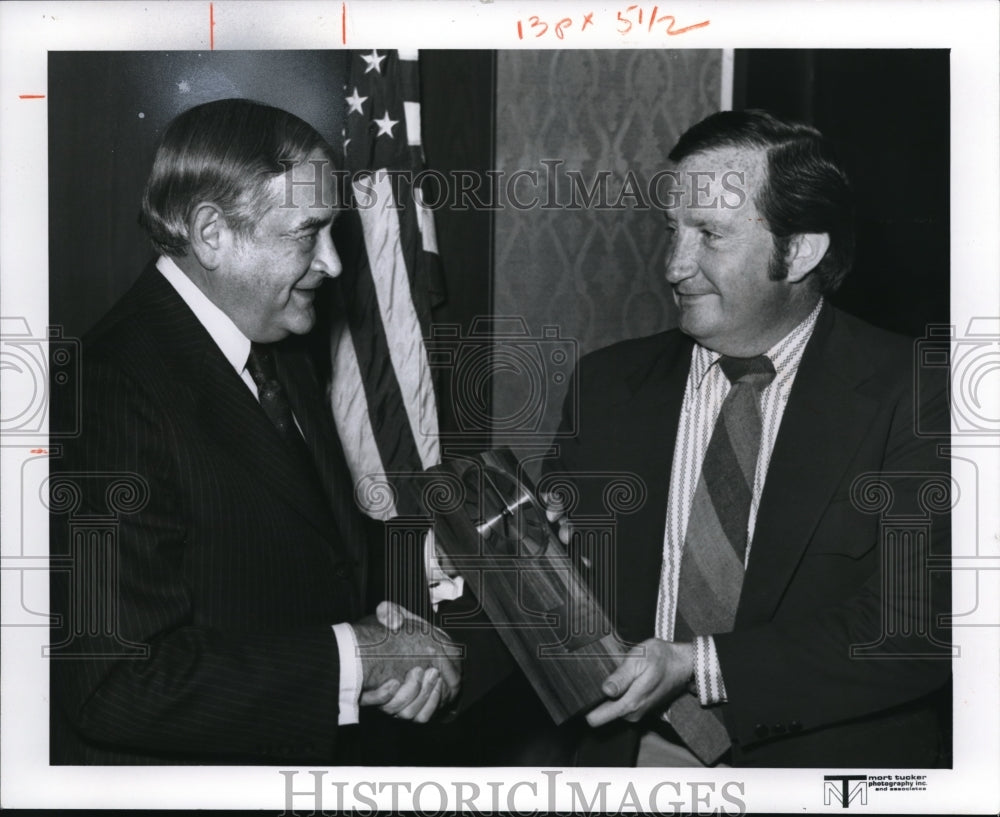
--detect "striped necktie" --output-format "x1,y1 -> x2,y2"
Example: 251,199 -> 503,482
667,353 -> 776,764
245,343 -> 320,479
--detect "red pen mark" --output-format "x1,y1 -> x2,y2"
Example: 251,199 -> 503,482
516,7 -> 703,40
19,94 -> 45,99
209,3 -> 215,50
528,15 -> 548,37
664,15 -> 710,35
615,5 -> 709,36
30,449 -> 48,455
341,2 -> 347,45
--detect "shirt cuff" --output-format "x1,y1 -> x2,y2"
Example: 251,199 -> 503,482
331,622 -> 362,725
692,635 -> 728,706
424,527 -> 464,609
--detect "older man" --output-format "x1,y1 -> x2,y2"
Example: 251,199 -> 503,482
553,110 -> 950,767
49,99 -> 460,765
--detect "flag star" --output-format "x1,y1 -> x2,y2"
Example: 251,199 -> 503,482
373,110 -> 398,138
361,49 -> 386,75
345,87 -> 367,115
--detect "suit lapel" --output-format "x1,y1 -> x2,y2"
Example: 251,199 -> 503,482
738,305 -> 880,625
136,267 -> 341,541
613,334 -> 693,634
621,335 -> 693,515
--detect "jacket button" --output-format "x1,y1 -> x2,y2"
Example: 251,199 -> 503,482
773,723 -> 787,734
754,723 -> 769,738
789,720 -> 803,732
335,563 -> 352,579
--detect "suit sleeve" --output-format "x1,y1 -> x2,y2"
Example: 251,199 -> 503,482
713,357 -> 951,748
51,357 -> 344,763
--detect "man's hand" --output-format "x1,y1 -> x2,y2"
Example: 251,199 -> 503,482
586,639 -> 694,727
354,601 -> 462,723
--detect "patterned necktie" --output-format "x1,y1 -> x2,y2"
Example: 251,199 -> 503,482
667,353 -> 776,764
245,343 -> 320,478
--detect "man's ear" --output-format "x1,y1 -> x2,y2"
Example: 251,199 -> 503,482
785,232 -> 831,283
188,203 -> 228,270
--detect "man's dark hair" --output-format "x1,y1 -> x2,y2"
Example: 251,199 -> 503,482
139,98 -> 336,257
669,109 -> 855,293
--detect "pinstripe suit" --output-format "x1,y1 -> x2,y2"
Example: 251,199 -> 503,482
554,304 -> 952,766
50,264 -> 373,764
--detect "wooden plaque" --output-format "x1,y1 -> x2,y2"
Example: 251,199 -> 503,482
428,449 -> 624,724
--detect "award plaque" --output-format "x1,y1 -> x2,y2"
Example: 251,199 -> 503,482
428,448 -> 624,724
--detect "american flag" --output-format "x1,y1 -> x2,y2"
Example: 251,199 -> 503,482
330,49 -> 445,519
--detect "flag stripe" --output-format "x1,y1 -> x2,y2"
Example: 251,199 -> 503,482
403,101 -> 421,147
337,210 -> 425,516
329,319 -> 397,517
354,174 -> 439,471
414,187 -> 439,255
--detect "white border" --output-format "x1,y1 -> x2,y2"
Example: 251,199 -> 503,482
1,0 -> 998,813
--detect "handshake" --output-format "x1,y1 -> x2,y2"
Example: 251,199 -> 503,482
352,601 -> 463,723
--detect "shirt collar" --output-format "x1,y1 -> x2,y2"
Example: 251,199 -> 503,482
156,255 -> 252,376
690,298 -> 824,391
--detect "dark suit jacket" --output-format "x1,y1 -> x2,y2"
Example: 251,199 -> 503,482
50,265 -> 377,765
553,304 -> 951,767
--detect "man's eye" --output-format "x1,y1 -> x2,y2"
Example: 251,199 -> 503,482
297,232 -> 318,246
701,229 -> 721,241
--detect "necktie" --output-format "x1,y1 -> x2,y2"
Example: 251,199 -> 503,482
666,354 -> 776,764
245,343 -> 320,479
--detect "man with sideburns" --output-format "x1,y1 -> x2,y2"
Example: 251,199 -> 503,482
550,110 -> 951,767
49,99 -> 461,764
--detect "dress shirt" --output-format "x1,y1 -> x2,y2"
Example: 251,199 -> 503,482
656,298 -> 823,708
156,255 -> 362,725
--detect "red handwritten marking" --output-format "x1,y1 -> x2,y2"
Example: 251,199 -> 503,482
19,94 -> 45,99
665,16 -> 710,35
616,6 -> 709,36
30,449 -> 48,454
516,8 -> 705,40
341,2 -> 347,45
209,3 -> 215,50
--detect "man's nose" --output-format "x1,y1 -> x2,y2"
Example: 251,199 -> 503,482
312,227 -> 343,278
664,230 -> 698,284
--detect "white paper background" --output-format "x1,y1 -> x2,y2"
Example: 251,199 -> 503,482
1,1 -> 997,813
